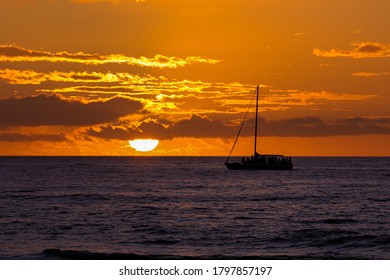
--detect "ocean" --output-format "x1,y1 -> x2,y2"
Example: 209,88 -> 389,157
0,156 -> 389,259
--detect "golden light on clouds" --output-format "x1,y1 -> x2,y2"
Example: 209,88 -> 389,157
352,72 -> 390,77
313,42 -> 390,58
0,45 -> 221,68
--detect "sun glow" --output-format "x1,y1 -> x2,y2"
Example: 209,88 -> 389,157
129,139 -> 159,152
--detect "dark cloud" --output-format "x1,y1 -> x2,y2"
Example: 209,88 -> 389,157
169,114 -> 233,138
86,126 -> 135,140
0,45 -> 30,57
356,43 -> 384,53
85,115 -> 390,141
0,93 -> 144,127
338,117 -> 390,124
85,114 -> 235,140
252,116 -> 390,137
0,132 -> 68,142
0,44 -> 101,60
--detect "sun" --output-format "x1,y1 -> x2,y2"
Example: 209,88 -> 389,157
129,139 -> 159,152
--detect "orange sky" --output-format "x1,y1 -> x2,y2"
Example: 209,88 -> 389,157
0,0 -> 389,156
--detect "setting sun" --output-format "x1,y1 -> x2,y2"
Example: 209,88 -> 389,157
129,139 -> 159,152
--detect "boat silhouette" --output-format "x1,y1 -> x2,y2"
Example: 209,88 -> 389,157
225,85 -> 293,170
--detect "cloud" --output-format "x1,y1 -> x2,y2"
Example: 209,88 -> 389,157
84,115 -> 390,141
85,114 -> 235,140
1,68 -> 378,123
169,114 -> 234,138
293,32 -> 310,37
0,69 -> 154,85
313,42 -> 390,58
253,116 -> 390,137
0,94 -> 144,127
0,132 -> 68,142
0,44 -> 221,68
338,116 -> 390,124
0,69 -> 49,85
352,72 -> 390,77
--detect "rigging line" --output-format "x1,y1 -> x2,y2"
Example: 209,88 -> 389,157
225,87 -> 257,163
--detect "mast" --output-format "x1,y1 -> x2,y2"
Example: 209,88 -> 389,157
254,85 -> 259,156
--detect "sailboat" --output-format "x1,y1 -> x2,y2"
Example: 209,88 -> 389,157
225,85 -> 293,170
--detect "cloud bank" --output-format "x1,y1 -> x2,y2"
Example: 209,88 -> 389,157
84,115 -> 390,141
0,94 -> 144,127
313,42 -> 390,58
352,72 -> 390,77
0,44 -> 221,68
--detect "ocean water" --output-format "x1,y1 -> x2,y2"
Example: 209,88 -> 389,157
0,156 -> 389,260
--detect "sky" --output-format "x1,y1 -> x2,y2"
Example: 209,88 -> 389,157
0,0 -> 389,156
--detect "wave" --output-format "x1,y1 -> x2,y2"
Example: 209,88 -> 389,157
140,239 -> 180,245
233,216 -> 256,220
313,234 -> 390,248
368,197 -> 390,202
321,218 -> 359,224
